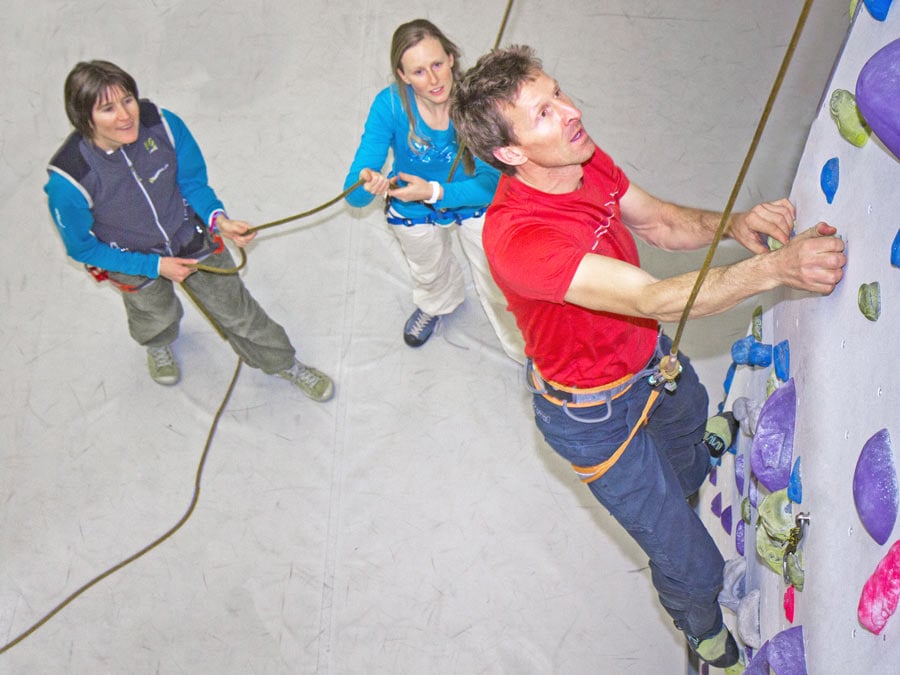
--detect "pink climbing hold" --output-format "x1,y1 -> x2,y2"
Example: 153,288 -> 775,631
858,539 -> 900,635
784,585 -> 796,624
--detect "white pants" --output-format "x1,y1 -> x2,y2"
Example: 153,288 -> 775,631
391,215 -> 525,363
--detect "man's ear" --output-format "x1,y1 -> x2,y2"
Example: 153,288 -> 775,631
493,145 -> 526,168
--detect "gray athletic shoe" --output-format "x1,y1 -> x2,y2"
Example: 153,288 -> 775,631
278,360 -> 334,402
147,345 -> 180,386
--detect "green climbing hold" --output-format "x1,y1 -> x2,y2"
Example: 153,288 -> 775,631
858,281 -> 881,321
829,89 -> 871,147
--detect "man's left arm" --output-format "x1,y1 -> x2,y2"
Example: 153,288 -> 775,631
620,183 -> 793,254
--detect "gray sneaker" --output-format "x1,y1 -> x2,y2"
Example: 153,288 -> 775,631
147,345 -> 180,385
278,360 -> 334,402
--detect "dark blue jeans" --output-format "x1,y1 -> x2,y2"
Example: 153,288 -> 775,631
531,337 -> 724,640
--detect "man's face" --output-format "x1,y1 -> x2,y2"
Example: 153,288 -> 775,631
497,71 -> 595,172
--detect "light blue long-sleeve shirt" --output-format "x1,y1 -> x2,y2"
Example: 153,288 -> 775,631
343,83 -> 499,223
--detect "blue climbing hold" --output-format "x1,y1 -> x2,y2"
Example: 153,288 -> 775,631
892,229 -> 900,268
863,0 -> 893,21
731,335 -> 773,367
723,361 -> 737,398
820,157 -> 839,204
774,340 -> 790,381
788,457 -> 803,504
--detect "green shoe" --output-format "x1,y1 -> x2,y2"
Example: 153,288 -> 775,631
278,360 -> 334,402
704,411 -> 738,459
687,624 -> 740,668
147,345 -> 180,386
829,88 -> 871,147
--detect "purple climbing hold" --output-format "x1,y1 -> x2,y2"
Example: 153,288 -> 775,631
736,518 -> 746,556
721,505 -> 733,536
750,379 -> 796,492
709,465 -> 718,486
711,491 -> 723,517
853,428 -> 898,545
820,157 -> 839,204
735,452 -> 746,496
749,476 -> 759,508
746,627 -> 808,675
788,457 -> 803,504
774,340 -> 790,381
856,37 -> 900,160
863,0 -> 894,21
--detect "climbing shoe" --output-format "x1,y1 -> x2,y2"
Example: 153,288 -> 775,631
278,360 -> 334,402
403,308 -> 439,347
147,345 -> 180,386
688,624 -> 740,668
704,411 -> 739,459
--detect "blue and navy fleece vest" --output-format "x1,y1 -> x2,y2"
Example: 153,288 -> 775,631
47,99 -> 201,256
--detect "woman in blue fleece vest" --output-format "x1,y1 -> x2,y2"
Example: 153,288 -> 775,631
343,19 -> 524,361
46,60 -> 333,401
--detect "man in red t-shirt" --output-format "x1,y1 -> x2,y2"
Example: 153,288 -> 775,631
451,46 -> 845,669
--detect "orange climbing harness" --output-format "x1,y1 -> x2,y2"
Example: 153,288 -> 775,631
526,342 -> 670,484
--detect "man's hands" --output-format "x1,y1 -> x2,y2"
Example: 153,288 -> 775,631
729,198 -> 795,254
772,222 -> 846,295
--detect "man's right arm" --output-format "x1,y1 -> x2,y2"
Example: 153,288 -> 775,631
564,222 -> 846,322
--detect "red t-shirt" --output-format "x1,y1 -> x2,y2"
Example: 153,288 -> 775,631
483,148 -> 659,387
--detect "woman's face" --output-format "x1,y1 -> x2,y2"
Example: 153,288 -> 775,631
397,36 -> 454,106
90,86 -> 140,151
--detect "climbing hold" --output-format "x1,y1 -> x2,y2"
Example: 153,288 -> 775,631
722,505 -> 733,536
783,550 -> 805,591
858,539 -> 900,635
712,491 -> 723,517
829,88 -> 871,147
749,477 -> 759,508
784,585 -> 796,624
892,229 -> 900,267
741,497 -> 753,524
751,305 -> 763,341
863,0 -> 894,21
735,452 -> 746,496
758,488 -> 794,542
723,361 -> 737,399
857,281 -> 881,321
773,340 -> 790,382
856,37 -> 900,159
737,589 -> 762,649
745,626 -> 808,675
853,428 -> 898,545
820,157 -> 839,204
736,519 -> 746,556
731,335 -> 773,367
788,457 -> 803,504
756,517 -> 788,575
750,378 -> 796,492
720,557 -> 748,612
733,396 -> 762,437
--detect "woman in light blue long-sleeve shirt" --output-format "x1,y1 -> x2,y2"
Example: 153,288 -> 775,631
343,19 -> 523,361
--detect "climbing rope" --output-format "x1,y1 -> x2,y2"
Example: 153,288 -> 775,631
446,0 -> 515,182
660,0 -> 814,385
192,178 -> 364,275
0,360 -> 243,655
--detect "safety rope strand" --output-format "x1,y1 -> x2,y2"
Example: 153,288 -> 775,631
666,0 -> 814,373
191,178 -> 364,275
446,0 -> 515,182
0,359 -> 244,655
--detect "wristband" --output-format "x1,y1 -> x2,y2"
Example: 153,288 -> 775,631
210,210 -> 226,231
425,181 -> 441,205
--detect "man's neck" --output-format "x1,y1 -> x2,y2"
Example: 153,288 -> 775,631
514,163 -> 584,194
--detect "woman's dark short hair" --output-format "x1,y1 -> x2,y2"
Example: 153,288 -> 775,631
64,60 -> 138,138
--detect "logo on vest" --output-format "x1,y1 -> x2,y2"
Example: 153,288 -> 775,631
144,138 -> 158,154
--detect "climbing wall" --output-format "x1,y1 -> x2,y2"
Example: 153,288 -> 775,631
698,2 -> 900,672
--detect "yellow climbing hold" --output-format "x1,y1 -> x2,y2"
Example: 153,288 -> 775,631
829,89 -> 871,147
